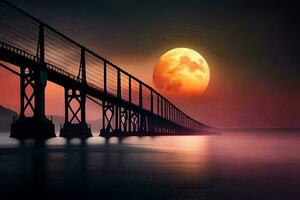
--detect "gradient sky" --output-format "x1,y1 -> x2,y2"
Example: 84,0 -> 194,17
0,0 -> 299,128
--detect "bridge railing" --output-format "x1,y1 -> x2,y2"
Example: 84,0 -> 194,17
0,0 -> 204,130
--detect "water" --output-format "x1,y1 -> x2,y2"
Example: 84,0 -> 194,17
0,130 -> 300,200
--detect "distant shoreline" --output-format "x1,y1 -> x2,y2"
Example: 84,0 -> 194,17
215,127 -> 300,133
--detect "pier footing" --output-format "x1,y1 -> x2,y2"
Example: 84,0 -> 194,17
60,124 -> 92,139
10,118 -> 56,139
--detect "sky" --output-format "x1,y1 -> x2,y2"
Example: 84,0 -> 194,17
0,0 -> 299,128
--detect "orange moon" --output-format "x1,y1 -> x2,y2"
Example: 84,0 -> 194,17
153,48 -> 210,96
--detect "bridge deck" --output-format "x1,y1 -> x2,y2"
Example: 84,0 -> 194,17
0,42 -> 190,131
0,0 -> 206,137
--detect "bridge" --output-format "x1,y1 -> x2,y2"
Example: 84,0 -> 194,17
0,0 -> 206,139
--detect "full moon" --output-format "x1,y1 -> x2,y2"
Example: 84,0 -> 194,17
153,48 -> 210,96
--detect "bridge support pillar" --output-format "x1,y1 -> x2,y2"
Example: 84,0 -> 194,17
11,66 -> 55,139
148,117 -> 156,135
100,101 -> 115,136
101,102 -> 129,136
119,107 -> 128,133
139,114 -> 148,134
102,106 -> 149,137
129,110 -> 139,134
60,88 -> 92,139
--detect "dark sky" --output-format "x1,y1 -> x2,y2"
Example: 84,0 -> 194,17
4,0 -> 300,127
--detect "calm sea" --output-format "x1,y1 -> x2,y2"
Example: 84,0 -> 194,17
0,130 -> 299,200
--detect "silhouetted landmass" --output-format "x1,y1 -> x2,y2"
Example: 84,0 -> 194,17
0,105 -> 101,133
217,128 -> 300,133
0,105 -> 17,132
50,116 -> 101,133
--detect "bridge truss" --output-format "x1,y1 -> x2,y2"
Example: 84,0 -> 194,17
0,0 -> 206,139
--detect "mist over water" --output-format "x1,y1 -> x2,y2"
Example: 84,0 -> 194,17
0,130 -> 300,200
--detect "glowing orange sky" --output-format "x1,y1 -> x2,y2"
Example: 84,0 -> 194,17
1,56 -> 300,128
1,0 -> 298,129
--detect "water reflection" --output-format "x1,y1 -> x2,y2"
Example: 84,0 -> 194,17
0,134 -> 19,146
46,137 -> 67,146
0,131 -> 300,199
86,137 -> 106,145
0,134 -> 211,199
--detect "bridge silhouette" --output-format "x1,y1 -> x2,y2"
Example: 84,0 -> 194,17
0,0 -> 206,139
